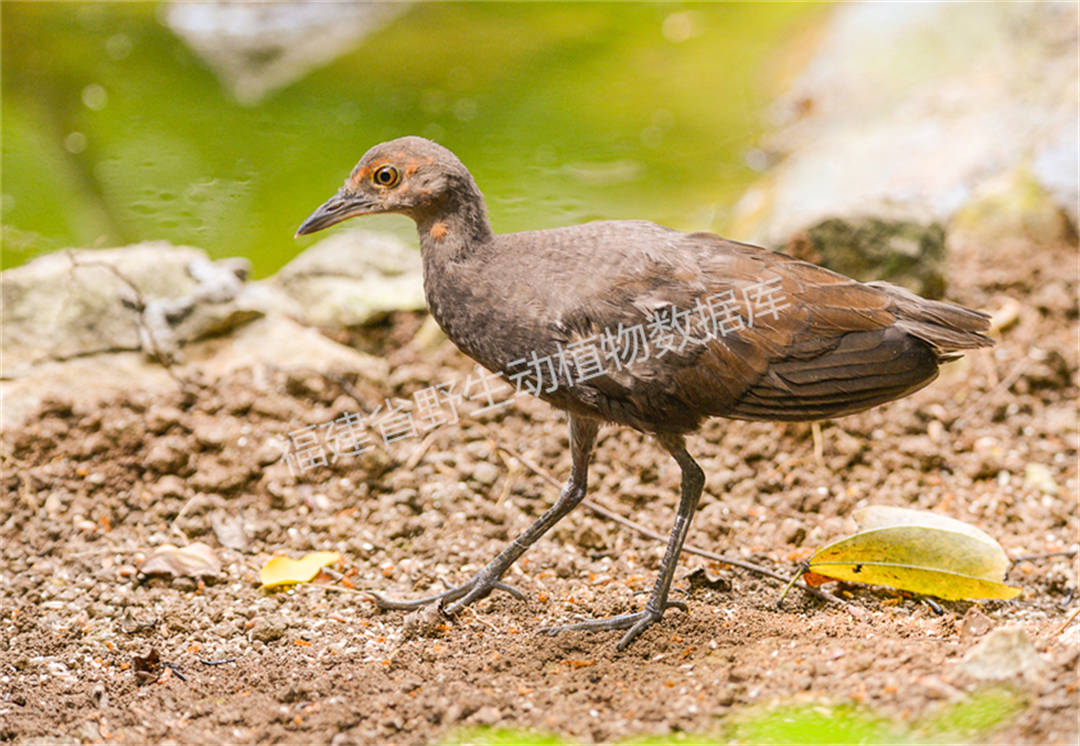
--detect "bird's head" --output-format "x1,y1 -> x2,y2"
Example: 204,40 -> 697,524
295,136 -> 474,236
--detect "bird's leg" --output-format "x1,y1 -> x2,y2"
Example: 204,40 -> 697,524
366,415 -> 599,615
541,434 -> 704,650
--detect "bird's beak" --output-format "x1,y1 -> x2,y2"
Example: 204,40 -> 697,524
295,189 -> 376,237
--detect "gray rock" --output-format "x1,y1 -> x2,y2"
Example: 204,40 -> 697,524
165,2 -> 407,105
471,461 -> 500,487
786,216 -> 945,298
2,243 -> 200,373
210,511 -> 250,551
1,310 -> 387,430
0,244 -> 268,375
734,2 -> 1078,258
272,228 -> 426,329
250,617 -> 287,643
958,626 -> 1047,681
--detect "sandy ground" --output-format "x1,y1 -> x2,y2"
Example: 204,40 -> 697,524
1,235 -> 1077,745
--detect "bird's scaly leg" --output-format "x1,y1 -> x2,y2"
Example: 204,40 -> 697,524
366,416 -> 600,614
541,434 -> 704,650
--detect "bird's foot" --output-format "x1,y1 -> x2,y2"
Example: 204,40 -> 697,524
539,599 -> 687,651
365,574 -> 524,614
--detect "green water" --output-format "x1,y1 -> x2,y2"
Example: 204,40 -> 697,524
2,2 -> 824,277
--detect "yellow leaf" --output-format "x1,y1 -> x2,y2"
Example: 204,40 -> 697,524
807,506 -> 1021,601
809,561 -> 1021,601
854,506 -> 1004,555
259,551 -> 341,589
812,526 -> 1007,580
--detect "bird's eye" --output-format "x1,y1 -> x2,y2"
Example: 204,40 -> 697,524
372,165 -> 401,188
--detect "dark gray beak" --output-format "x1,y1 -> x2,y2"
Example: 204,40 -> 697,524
295,189 -> 375,237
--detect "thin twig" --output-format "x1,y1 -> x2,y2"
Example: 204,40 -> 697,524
64,252 -> 188,388
483,430 -> 850,610
170,495 -> 199,543
299,580 -> 379,598
161,662 -> 187,681
65,547 -> 122,559
404,428 -> 441,470
199,657 -> 238,666
1054,606 -> 1080,636
952,356 -> 1032,431
811,421 -> 824,467
1010,549 -> 1078,563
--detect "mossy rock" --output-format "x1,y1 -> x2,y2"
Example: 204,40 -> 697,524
785,217 -> 947,299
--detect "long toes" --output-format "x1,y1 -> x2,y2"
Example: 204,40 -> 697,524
541,602 -> 688,647
538,611 -> 643,637
493,581 -> 526,600
616,616 -> 657,651
368,577 -> 524,615
441,580 -> 525,616
364,590 -> 442,611
365,581 -> 472,611
614,603 -> 688,649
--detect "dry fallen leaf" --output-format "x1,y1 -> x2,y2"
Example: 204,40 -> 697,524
140,542 -> 221,579
804,506 -> 1021,601
259,551 -> 342,589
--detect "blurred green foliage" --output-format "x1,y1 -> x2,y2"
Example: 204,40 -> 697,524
2,2 -> 823,275
439,686 -> 1025,745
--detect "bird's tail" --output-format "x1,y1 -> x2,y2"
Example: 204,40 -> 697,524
868,281 -> 994,360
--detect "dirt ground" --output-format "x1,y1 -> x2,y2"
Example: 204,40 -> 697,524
1,235 -> 1077,745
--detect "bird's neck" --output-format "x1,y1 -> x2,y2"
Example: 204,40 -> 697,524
415,180 -> 494,263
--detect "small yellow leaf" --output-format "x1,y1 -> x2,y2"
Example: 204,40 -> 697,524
259,551 -> 342,589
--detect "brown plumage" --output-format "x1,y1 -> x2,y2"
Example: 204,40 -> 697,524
297,136 -> 993,649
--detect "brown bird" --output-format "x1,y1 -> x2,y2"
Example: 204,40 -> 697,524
297,136 -> 992,649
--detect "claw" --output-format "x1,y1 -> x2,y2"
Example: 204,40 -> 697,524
492,581 -> 525,600
539,600 -> 687,648
443,580 -> 524,614
364,578 -> 524,613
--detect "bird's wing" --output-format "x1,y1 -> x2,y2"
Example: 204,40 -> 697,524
555,233 -> 988,428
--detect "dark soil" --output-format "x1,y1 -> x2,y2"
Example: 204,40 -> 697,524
1,236 -> 1077,745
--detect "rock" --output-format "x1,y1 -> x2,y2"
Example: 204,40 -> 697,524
165,3 -> 407,104
140,542 -> 221,580
951,167 -> 1076,248
785,217 -> 945,298
250,617 -> 287,643
401,604 -> 444,641
151,475 -> 188,500
733,2 -> 1078,264
470,461 -> 500,487
1,313 -> 386,430
0,244 -> 269,374
685,567 -> 732,592
575,525 -> 607,551
145,438 -> 190,474
470,706 -> 502,726
210,511 -> 249,551
958,626 -> 1047,681
1023,463 -> 1059,495
959,607 -> 993,638
2,243 -> 202,373
272,228 -> 426,329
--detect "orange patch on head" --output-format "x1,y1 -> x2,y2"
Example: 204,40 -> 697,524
429,222 -> 448,241
349,164 -> 371,187
404,159 -> 420,176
